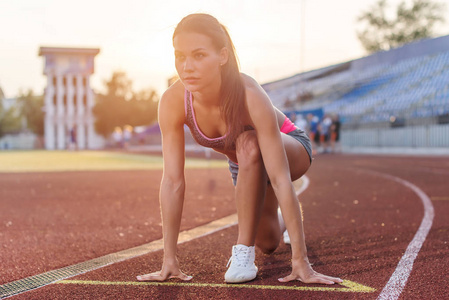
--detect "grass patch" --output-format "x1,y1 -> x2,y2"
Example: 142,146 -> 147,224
0,150 -> 227,173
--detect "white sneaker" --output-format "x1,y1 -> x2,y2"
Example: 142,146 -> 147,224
278,208 -> 291,245
283,230 -> 291,244
224,244 -> 258,283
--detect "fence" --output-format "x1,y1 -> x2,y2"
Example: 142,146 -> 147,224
0,133 -> 38,150
342,123 -> 449,151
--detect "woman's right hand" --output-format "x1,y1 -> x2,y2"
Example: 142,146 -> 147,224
136,258 -> 192,282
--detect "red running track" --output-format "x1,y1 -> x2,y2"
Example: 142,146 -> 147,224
1,154 -> 448,299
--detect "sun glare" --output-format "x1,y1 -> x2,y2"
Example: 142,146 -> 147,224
1,0 -> 417,98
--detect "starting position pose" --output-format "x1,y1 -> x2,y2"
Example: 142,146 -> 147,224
137,13 -> 342,285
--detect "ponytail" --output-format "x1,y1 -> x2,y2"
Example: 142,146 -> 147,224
219,25 -> 246,150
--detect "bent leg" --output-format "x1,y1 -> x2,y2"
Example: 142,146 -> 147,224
255,133 -> 311,253
225,130 -> 266,283
234,130 -> 268,247
255,185 -> 281,254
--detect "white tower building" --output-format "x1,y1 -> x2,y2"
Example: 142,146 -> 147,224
38,47 -> 102,150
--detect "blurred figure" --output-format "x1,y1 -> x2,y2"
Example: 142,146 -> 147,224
319,114 -> 332,153
330,114 -> 341,153
288,111 -> 297,124
123,125 -> 133,149
294,113 -> 307,131
307,113 -> 319,155
68,125 -> 77,151
112,127 -> 123,148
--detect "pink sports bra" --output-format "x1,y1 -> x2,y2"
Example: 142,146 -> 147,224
184,90 -> 227,149
184,90 -> 297,150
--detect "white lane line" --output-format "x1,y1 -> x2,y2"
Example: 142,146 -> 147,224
360,171 -> 435,300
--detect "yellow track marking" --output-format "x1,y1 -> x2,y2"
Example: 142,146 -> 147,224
56,279 -> 375,293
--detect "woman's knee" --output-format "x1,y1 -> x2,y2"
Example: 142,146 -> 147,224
256,234 -> 280,255
256,209 -> 282,255
235,131 -> 262,166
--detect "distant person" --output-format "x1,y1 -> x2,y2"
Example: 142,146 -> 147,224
330,114 -> 341,153
112,127 -> 123,148
288,111 -> 297,124
294,113 -> 307,132
136,13 -> 341,285
68,126 -> 77,151
319,114 -> 332,153
307,114 -> 319,155
123,125 -> 133,149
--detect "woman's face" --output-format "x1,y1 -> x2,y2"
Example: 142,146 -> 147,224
173,31 -> 227,93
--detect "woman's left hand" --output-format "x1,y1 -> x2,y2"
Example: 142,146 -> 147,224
278,257 -> 343,285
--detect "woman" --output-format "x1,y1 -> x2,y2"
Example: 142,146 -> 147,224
137,13 -> 342,285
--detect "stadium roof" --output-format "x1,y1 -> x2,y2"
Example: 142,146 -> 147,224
38,47 -> 100,56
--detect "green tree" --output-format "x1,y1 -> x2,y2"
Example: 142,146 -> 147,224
0,97 -> 23,139
93,71 -> 159,138
129,89 -> 158,126
357,0 -> 446,53
17,89 -> 45,136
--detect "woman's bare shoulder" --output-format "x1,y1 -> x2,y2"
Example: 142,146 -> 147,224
240,73 -> 270,105
159,80 -> 186,125
240,73 -> 260,89
161,80 -> 185,103
240,73 -> 280,128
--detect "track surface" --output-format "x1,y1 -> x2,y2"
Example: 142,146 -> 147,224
1,153 -> 448,299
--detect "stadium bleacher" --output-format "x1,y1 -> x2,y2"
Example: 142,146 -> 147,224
264,35 -> 449,127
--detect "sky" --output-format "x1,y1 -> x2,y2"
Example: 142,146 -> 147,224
1,0 -> 449,99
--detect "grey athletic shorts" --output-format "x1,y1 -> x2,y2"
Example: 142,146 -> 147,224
228,128 -> 312,186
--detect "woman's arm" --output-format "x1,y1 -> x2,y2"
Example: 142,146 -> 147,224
159,90 -> 186,261
137,84 -> 192,281
243,76 -> 342,284
244,78 -> 307,259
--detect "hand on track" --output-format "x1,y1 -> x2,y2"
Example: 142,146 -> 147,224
278,258 -> 342,285
136,259 -> 192,282
136,270 -> 192,282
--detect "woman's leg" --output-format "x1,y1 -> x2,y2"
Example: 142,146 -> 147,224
234,130 -> 268,246
225,130 -> 266,283
226,131 -> 310,282
255,133 -> 311,254
255,185 -> 281,253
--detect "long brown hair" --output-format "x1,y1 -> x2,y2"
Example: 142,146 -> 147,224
173,13 -> 247,149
